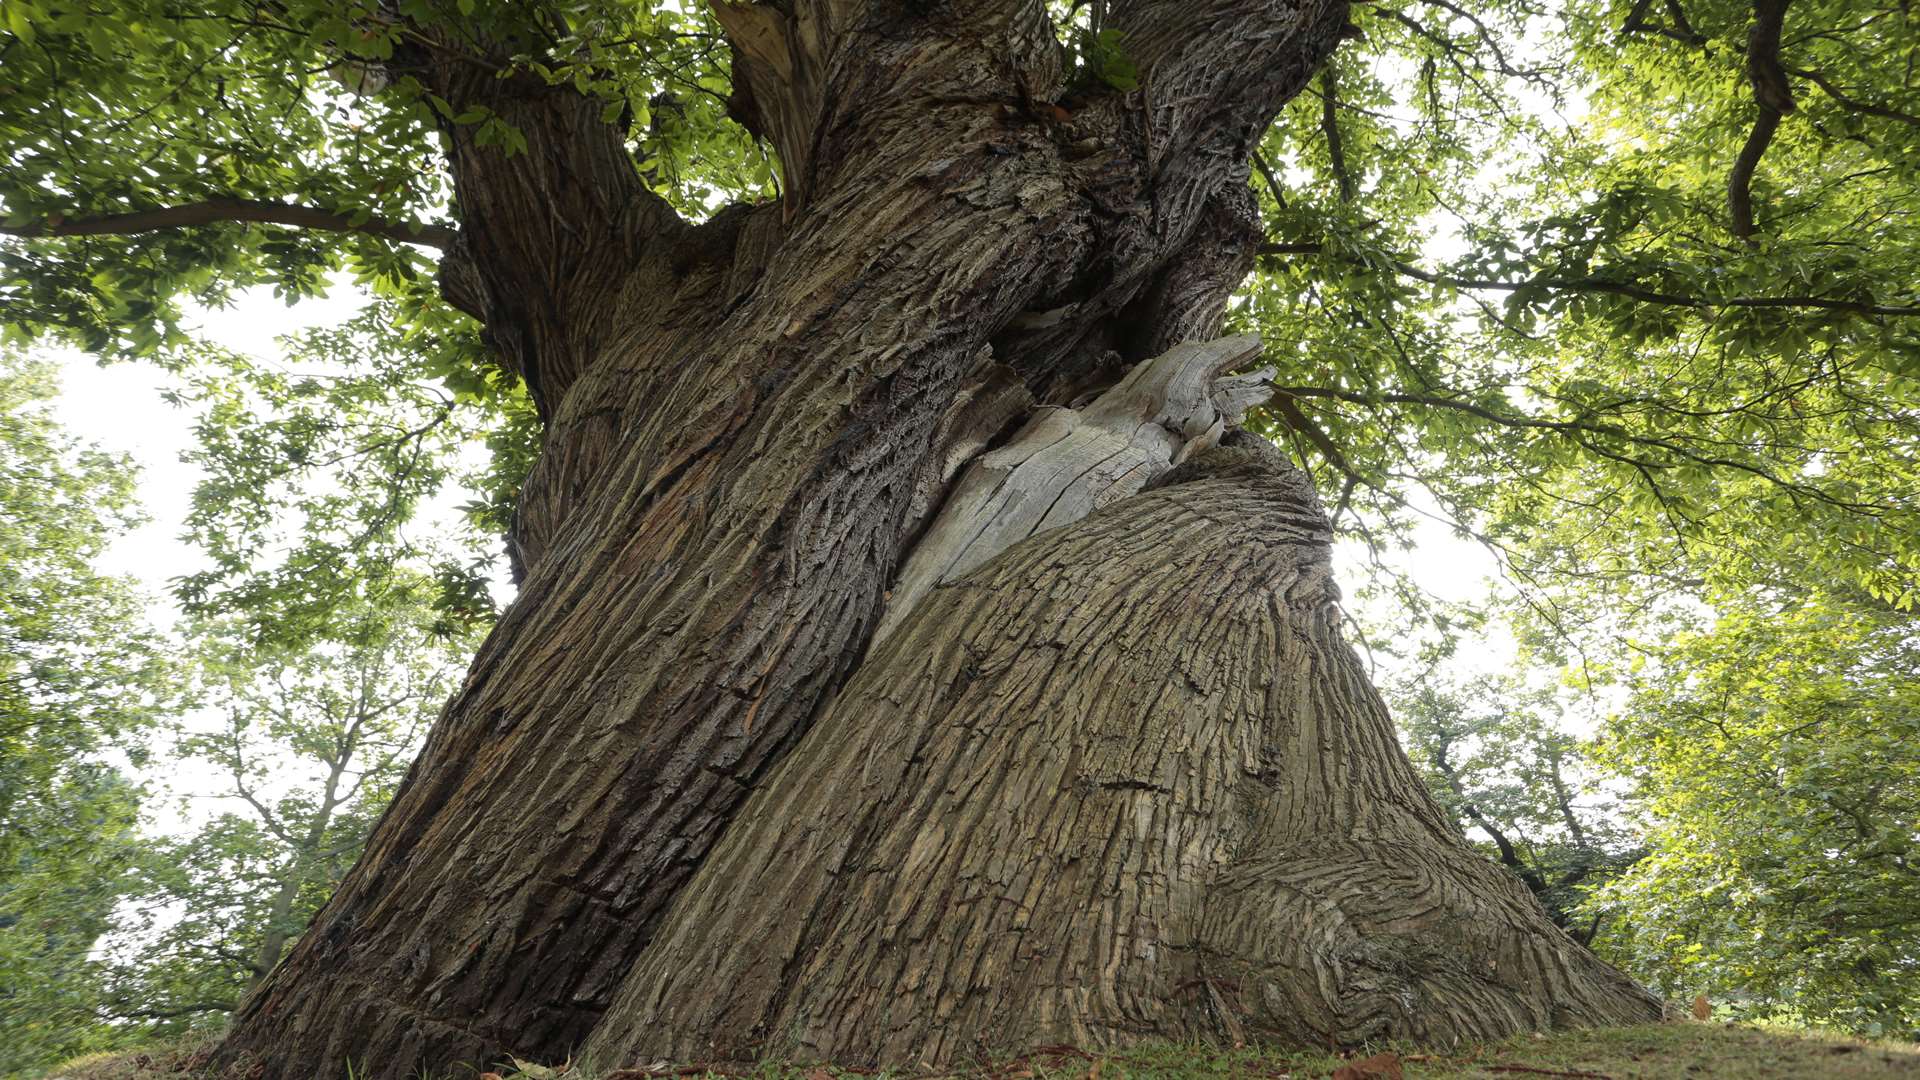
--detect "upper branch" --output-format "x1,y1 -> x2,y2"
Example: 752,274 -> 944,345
1621,0 -> 1708,46
1730,0 -> 1796,240
0,198 -> 455,248
1266,381 -> 1888,513
1318,66 -> 1355,202
710,0 -> 1059,214
1256,242 -> 1920,317
1110,0 -> 1353,170
399,23 -> 683,419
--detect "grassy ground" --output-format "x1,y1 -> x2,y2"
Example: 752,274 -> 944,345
46,1022 -> 1920,1080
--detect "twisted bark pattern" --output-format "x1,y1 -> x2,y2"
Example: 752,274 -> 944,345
210,0 -> 1393,1073
583,438 -> 1659,1070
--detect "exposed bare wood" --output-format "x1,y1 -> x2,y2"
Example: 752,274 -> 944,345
876,335 -> 1270,642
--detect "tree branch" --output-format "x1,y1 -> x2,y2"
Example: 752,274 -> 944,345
1267,381 -> 1883,512
0,198 -> 454,248
1621,0 -> 1707,45
1109,0 -> 1352,172
1785,65 -> 1920,126
1429,736 -> 1550,895
1255,241 -> 1920,316
1730,0 -> 1795,240
1319,66 -> 1355,202
107,1000 -> 236,1021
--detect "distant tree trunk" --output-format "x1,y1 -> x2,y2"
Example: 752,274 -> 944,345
214,3 -> 1658,1077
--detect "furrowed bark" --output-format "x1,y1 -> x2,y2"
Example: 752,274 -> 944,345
212,0 -> 1381,1074
413,33 -> 683,421
582,435 -> 1660,1070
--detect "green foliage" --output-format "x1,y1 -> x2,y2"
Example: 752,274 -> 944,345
0,767 -> 145,1078
1590,589 -> 1920,1038
1235,0 -> 1919,623
0,355 -> 168,841
1394,673 -> 1640,940
0,353 -> 171,1076
161,296 -> 536,645
102,584 -> 478,1037
1073,28 -> 1140,93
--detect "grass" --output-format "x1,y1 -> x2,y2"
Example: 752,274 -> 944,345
44,1022 -> 1920,1080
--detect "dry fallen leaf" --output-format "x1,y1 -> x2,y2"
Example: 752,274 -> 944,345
1692,994 -> 1711,1021
1330,1051 -> 1403,1080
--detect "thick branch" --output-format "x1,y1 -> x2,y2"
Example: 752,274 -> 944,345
1731,0 -> 1795,240
1111,0 -> 1352,172
401,26 -> 682,420
0,198 -> 454,247
1621,0 -> 1707,45
1319,67 -> 1355,202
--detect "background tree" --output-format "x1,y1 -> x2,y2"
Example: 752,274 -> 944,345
0,765 -> 143,1078
1394,674 -> 1641,945
99,587 -> 476,1037
1,0 -> 1914,1074
1589,587 -> 1920,1038
0,352 -> 169,1075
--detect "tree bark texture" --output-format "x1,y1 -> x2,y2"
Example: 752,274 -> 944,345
581,436 -> 1658,1070
213,2 -> 1656,1077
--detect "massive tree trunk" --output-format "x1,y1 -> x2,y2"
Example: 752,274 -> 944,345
583,435 -> 1655,1069
214,3 -> 1658,1077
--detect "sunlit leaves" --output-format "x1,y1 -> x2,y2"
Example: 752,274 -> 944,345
1590,589 -> 1920,1037
163,295 -> 534,646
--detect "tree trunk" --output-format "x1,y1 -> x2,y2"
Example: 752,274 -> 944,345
213,3 -> 1656,1077
580,435 -> 1658,1070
